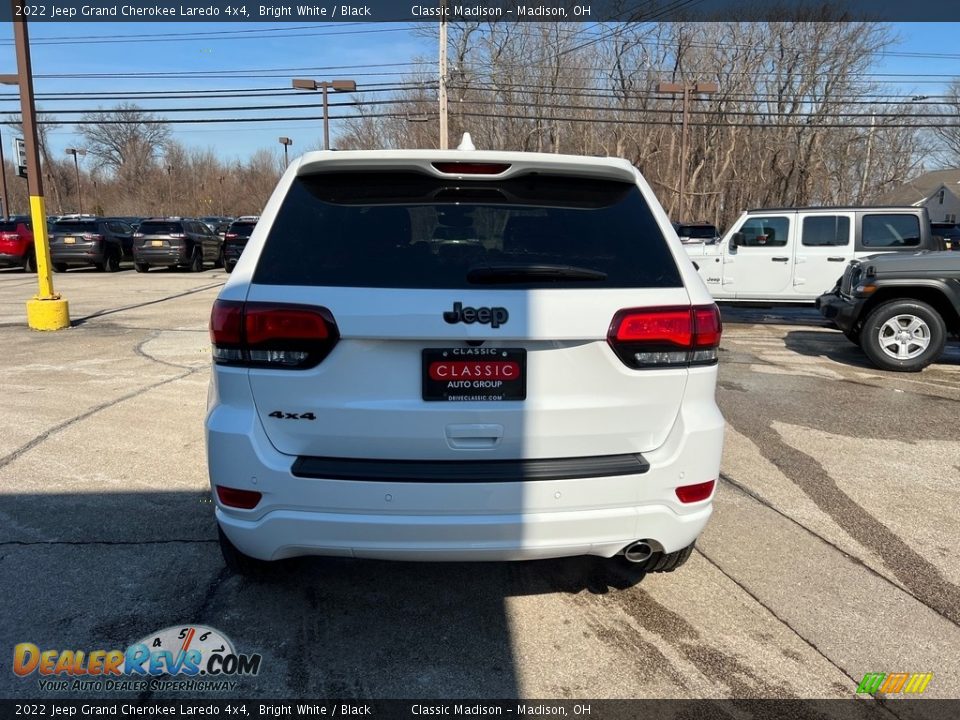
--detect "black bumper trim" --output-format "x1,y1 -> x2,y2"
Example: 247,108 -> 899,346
291,453 -> 651,482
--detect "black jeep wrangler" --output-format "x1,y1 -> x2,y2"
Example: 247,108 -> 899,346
817,252 -> 960,371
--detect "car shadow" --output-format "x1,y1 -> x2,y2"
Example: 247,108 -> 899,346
784,329 -> 960,370
0,490 -> 647,700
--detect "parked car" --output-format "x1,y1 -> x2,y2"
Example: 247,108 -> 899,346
0,218 -> 35,272
206,146 -> 724,577
674,221 -> 720,244
817,251 -> 960,371
132,218 -> 222,273
685,206 -> 942,302
222,218 -> 257,273
931,222 -> 960,251
49,218 -> 135,272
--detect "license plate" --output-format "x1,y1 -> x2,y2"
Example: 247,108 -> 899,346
151,240 -> 163,247
422,348 -> 526,402
63,237 -> 75,244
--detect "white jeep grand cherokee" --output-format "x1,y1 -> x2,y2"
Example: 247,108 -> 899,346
206,147 -> 724,576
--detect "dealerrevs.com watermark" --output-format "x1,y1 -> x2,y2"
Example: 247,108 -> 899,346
12,625 -> 262,693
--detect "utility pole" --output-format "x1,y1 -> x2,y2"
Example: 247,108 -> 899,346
0,128 -> 8,221
859,113 -> 876,203
2,3 -> 69,330
438,0 -> 449,150
657,81 -> 718,221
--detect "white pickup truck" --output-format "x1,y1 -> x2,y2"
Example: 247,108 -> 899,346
683,206 -> 940,302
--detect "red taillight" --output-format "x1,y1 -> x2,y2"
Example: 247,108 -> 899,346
607,304 -> 722,368
169,233 -> 186,239
431,162 -> 511,175
132,232 -> 144,238
209,299 -> 339,369
83,233 -> 103,241
245,305 -> 330,345
676,480 -> 716,504
225,233 -> 238,239
215,486 -> 262,509
0,232 -> 18,241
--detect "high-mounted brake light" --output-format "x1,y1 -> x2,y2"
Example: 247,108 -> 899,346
210,300 -> 339,369
431,162 -> 511,175
607,304 -> 722,369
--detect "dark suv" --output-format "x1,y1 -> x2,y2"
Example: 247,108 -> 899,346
133,218 -> 222,273
817,252 -> 960,371
222,218 -> 257,273
49,218 -> 135,272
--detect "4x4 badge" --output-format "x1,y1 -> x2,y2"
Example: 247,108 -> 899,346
443,302 -> 509,328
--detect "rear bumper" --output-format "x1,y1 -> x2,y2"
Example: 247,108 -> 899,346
223,243 -> 247,264
134,246 -> 189,266
0,251 -> 28,267
206,369 -> 724,563
816,291 -> 863,334
50,247 -> 107,264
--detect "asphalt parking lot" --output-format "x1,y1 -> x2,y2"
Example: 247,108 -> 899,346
0,267 -> 958,701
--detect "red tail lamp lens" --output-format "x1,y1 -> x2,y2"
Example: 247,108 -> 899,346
216,486 -> 262,509
676,480 -> 716,504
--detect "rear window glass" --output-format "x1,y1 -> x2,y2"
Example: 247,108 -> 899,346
228,223 -> 256,237
54,222 -> 98,233
138,222 -> 183,234
676,225 -> 718,239
253,172 -> 681,289
802,216 -> 850,246
0,221 -> 25,231
862,214 -> 920,247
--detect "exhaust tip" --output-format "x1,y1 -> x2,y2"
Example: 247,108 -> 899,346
623,540 -> 654,564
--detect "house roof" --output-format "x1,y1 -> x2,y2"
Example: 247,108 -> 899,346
873,169 -> 960,206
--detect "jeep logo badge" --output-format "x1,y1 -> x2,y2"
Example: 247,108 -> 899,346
443,302 -> 509,328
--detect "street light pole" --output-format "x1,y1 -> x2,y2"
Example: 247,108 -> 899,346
65,147 -> 85,214
292,78 -> 357,151
2,3 -> 69,330
278,136 -> 293,166
657,81 -> 719,222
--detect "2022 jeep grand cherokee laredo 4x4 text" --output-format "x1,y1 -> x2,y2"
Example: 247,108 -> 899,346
206,148 -> 725,577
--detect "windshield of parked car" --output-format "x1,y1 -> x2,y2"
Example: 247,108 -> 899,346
676,225 -> 718,239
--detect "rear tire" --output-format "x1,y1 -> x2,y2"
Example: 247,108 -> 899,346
134,262 -> 149,273
214,249 -> 225,269
218,526 -> 270,577
224,262 -> 235,274
52,263 -> 67,273
189,247 -> 204,273
860,299 -> 946,372
25,250 -> 37,273
102,250 -> 120,273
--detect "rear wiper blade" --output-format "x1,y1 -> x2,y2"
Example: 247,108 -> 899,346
467,264 -> 608,283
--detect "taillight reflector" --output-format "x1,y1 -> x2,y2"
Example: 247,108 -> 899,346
0,232 -> 18,241
209,300 -> 339,369
431,162 -> 511,175
607,304 -> 722,369
215,485 -> 262,509
676,480 -> 716,504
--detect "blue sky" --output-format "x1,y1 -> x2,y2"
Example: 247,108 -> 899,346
0,20 -> 957,168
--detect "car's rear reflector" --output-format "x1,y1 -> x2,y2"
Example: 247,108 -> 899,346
210,300 -> 339,369
676,480 -> 716,504
431,162 -> 511,175
607,305 -> 722,368
215,485 -> 262,509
